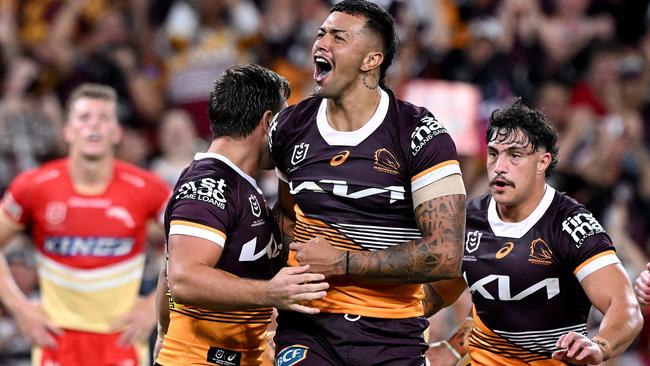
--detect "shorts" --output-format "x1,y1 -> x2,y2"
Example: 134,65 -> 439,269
274,311 -> 429,366
33,329 -> 148,366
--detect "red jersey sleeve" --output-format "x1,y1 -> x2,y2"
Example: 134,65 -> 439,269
142,173 -> 171,222
0,169 -> 39,228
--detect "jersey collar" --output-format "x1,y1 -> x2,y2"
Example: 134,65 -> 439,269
488,184 -> 556,238
194,152 -> 263,194
316,88 -> 389,146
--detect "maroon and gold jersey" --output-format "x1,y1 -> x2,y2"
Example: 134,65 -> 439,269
270,89 -> 461,319
462,185 -> 620,365
158,153 -> 282,366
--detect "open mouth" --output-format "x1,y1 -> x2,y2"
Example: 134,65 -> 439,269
492,178 -> 511,189
314,56 -> 333,82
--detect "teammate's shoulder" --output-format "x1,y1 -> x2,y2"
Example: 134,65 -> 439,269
275,97 -> 321,126
392,93 -> 443,129
551,189 -> 607,245
551,189 -> 588,218
466,194 -> 490,216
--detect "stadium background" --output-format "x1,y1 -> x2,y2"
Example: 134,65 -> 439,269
1,0 -> 650,364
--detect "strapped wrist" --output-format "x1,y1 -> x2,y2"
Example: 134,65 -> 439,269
430,339 -> 462,361
592,336 -> 611,361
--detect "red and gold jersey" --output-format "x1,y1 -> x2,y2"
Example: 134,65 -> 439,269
157,153 -> 281,366
269,89 -> 461,319
462,185 -> 619,365
0,159 -> 170,333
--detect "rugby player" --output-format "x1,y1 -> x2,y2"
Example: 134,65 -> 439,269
426,100 -> 643,365
269,1 -> 466,364
0,83 -> 171,365
155,64 -> 328,366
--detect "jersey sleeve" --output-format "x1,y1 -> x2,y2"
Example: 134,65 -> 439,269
558,209 -> 620,282
407,110 -> 462,193
0,170 -> 38,228
268,107 -> 292,183
142,173 -> 172,222
167,177 -> 239,248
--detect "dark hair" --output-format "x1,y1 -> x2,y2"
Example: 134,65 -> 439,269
487,99 -> 559,178
331,0 -> 397,89
208,64 -> 290,139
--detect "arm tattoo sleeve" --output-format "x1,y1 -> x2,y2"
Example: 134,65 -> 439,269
348,194 -> 465,283
422,283 -> 445,318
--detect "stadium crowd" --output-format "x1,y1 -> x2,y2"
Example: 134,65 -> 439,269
1,0 -> 650,365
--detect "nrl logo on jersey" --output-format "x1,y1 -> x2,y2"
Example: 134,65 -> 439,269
561,212 -> 605,247
465,230 -> 483,253
249,194 -> 262,217
410,114 -> 447,156
291,143 -> 310,165
45,201 -> 67,226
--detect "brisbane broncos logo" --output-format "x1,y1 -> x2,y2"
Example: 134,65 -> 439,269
529,238 -> 553,265
373,148 -> 400,175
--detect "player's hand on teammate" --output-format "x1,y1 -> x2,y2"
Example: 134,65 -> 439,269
552,332 -> 606,365
266,265 -> 329,314
110,296 -> 157,347
13,300 -> 61,348
290,236 -> 346,277
634,262 -> 650,305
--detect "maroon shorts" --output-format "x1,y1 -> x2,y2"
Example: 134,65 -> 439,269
274,311 -> 428,366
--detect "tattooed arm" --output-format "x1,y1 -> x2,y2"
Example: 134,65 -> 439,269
348,194 -> 465,283
291,193 -> 465,283
422,277 -> 468,317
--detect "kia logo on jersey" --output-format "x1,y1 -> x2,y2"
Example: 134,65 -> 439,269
291,143 -> 309,165
465,231 -> 483,253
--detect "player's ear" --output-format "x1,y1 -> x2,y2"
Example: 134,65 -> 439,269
111,124 -> 124,145
260,110 -> 274,135
537,152 -> 551,175
360,51 -> 383,73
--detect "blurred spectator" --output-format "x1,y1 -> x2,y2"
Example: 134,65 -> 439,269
160,0 -> 256,138
149,109 -> 203,186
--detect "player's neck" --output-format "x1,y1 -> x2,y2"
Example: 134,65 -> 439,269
326,83 -> 381,131
67,154 -> 114,195
207,138 -> 261,178
496,183 -> 547,223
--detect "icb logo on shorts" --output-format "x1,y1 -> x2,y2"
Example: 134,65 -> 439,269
275,345 -> 308,365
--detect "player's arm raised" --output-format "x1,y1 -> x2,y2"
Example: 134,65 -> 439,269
167,233 -> 328,314
553,263 -> 643,364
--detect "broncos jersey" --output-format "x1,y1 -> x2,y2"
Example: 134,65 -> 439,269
157,153 -> 282,366
269,88 -> 461,319
463,185 -> 620,365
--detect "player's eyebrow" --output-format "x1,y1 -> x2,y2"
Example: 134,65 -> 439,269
318,26 -> 353,38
